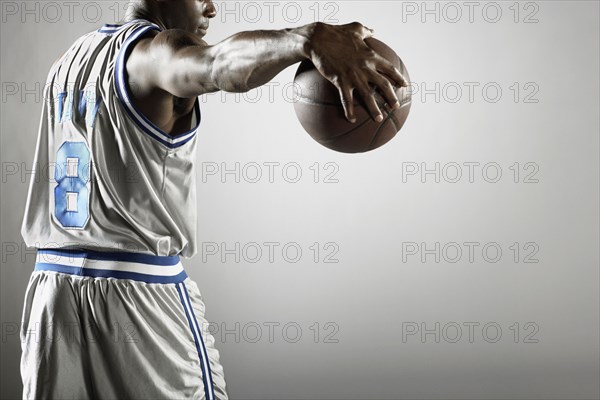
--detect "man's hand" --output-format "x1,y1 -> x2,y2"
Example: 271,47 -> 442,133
305,22 -> 408,123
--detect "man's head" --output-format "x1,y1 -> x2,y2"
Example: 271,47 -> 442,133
126,0 -> 217,37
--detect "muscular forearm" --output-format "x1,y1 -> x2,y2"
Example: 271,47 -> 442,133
162,24 -> 315,96
209,25 -> 314,92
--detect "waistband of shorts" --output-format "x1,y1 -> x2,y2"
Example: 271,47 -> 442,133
34,248 -> 187,284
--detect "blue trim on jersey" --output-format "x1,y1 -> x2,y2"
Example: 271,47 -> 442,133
38,248 -> 181,266
114,23 -> 201,149
98,20 -> 149,34
99,28 -> 120,34
176,283 -> 215,400
34,262 -> 188,284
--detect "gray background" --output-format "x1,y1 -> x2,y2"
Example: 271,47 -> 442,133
1,1 -> 599,399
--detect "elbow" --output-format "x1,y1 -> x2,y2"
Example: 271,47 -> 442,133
163,57 -> 217,97
212,68 -> 252,93
211,51 -> 255,93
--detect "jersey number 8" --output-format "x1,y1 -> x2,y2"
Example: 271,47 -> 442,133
54,141 -> 91,228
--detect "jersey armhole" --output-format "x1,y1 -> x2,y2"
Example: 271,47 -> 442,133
113,24 -> 201,149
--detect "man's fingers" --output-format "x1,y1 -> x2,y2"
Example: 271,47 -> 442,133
391,66 -> 408,88
338,85 -> 356,123
374,57 -> 407,88
357,84 -> 383,122
372,75 -> 399,110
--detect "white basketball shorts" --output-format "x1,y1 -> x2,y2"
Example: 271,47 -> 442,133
20,249 -> 228,400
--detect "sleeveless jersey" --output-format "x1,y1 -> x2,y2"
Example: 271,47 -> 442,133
21,20 -> 201,257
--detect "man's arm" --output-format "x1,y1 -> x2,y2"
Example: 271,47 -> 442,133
127,22 -> 406,123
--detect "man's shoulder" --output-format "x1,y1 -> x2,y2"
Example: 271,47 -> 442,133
97,19 -> 159,34
79,19 -> 162,49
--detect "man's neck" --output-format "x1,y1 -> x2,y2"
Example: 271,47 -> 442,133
124,3 -> 168,31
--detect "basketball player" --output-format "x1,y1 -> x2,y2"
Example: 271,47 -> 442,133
19,0 -> 406,398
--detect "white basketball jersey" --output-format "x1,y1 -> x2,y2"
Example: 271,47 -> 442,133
21,20 -> 201,257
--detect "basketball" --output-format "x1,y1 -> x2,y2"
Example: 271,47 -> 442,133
293,38 -> 411,153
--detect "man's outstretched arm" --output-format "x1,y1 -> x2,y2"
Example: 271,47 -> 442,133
127,21 -> 406,123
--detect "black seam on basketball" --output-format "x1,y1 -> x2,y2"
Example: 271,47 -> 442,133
318,99 -> 396,144
315,115 -> 374,142
389,113 -> 400,131
367,115 -> 391,151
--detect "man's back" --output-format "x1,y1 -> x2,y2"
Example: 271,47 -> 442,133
21,20 -> 201,257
